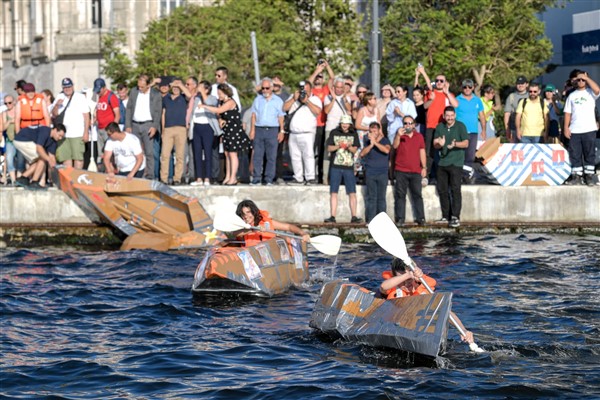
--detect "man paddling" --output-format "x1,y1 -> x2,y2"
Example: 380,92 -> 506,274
380,258 -> 475,344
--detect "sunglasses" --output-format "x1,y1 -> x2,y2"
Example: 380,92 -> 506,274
529,91 -> 539,94
463,86 -> 473,89
403,122 -> 414,125
261,87 -> 271,90
435,79 -> 445,82
572,78 -> 585,83
4,101 -> 13,105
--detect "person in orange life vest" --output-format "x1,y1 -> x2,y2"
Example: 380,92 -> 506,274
235,199 -> 310,247
379,258 -> 475,344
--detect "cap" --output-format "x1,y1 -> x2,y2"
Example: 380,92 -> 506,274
272,76 -> 284,86
61,78 -> 73,87
340,115 -> 353,124
516,75 -> 528,84
381,84 -> 394,93
462,79 -> 474,87
544,83 -> 556,92
23,83 -> 35,93
93,78 -> 106,93
159,76 -> 172,86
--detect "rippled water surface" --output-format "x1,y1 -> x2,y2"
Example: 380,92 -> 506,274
2,234 -> 599,399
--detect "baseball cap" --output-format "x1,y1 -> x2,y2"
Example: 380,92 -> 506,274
516,75 -> 528,84
462,79 -> 474,87
340,115 -> 353,124
23,83 -> 36,93
93,78 -> 106,93
61,77 -> 73,87
544,84 -> 556,92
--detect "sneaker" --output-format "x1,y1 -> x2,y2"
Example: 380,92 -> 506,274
421,177 -> 428,187
350,216 -> 363,224
306,179 -> 317,185
15,177 -> 29,187
324,216 -> 336,223
416,219 -> 426,226
27,181 -> 48,191
190,180 -> 203,186
249,180 -> 261,186
435,217 -> 448,224
288,180 -> 305,186
584,174 -> 596,186
449,217 -> 460,228
266,182 -> 274,186
565,175 -> 584,185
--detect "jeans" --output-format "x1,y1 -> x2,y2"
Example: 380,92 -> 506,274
520,136 -> 542,144
4,140 -> 16,173
192,124 -> 214,180
394,170 -> 425,223
365,171 -> 388,223
252,127 -> 279,184
436,165 -> 463,220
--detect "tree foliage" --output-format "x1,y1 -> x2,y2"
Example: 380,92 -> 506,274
101,30 -> 135,86
103,0 -> 366,105
380,0 -> 555,92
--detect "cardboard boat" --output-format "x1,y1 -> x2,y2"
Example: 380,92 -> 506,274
192,237 -> 309,297
310,280 -> 452,358
52,166 -> 222,250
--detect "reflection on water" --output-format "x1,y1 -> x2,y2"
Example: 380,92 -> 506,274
1,234 -> 599,399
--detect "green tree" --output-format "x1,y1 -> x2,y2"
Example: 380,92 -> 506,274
101,30 -> 135,86
380,0 -> 555,92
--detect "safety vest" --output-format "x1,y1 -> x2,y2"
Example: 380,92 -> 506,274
381,270 -> 437,299
242,210 -> 276,247
18,94 -> 47,128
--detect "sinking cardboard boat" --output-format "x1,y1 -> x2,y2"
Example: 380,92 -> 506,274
192,237 -> 309,297
310,280 -> 452,358
476,138 -> 571,186
52,166 -> 222,250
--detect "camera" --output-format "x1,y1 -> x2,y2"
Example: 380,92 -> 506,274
298,81 -> 307,101
318,59 -> 325,65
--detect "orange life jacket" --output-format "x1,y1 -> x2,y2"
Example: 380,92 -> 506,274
242,210 -> 276,247
18,94 -> 47,128
381,270 -> 437,299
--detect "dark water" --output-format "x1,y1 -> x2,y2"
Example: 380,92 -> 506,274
1,234 -> 599,399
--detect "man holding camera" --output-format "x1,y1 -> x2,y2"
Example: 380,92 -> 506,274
283,80 -> 322,185
309,59 -> 334,184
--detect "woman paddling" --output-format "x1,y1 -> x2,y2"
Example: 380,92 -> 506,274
235,199 -> 310,247
380,258 -> 475,344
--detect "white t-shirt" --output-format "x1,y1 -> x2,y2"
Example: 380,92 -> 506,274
564,88 -> 600,134
51,92 -> 89,138
324,94 -> 351,132
211,83 -> 241,110
104,132 -> 146,172
287,95 -> 322,134
132,90 -> 152,122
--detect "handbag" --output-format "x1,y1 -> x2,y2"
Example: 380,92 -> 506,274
53,94 -> 73,126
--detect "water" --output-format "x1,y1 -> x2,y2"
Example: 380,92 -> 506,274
1,234 -> 599,399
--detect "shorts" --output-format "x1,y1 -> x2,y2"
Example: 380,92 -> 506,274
13,140 -> 39,163
329,167 -> 356,194
56,137 -> 85,162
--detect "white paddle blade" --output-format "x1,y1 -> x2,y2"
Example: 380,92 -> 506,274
469,343 -> 485,353
88,161 -> 98,172
309,235 -> 342,256
368,212 -> 410,263
213,211 -> 250,232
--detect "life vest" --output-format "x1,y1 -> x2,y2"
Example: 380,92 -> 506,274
242,210 -> 276,247
381,270 -> 437,300
18,94 -> 47,128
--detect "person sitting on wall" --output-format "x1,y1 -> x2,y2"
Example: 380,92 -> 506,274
235,199 -> 310,247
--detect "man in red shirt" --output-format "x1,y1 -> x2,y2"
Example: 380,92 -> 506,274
94,78 -> 121,158
423,73 -> 458,179
309,60 -> 334,184
392,115 -> 426,226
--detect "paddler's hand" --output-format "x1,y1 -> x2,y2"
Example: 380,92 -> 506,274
411,266 -> 423,281
301,233 -> 310,243
461,330 -> 474,344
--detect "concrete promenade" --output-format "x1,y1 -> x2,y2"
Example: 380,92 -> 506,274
1,184 -> 599,226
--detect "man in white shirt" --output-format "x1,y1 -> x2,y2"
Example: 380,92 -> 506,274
211,66 -> 241,109
103,122 -> 146,180
283,80 -> 323,185
51,78 -> 90,168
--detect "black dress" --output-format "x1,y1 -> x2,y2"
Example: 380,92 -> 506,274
221,102 -> 250,152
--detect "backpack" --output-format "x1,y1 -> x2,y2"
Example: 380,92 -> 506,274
108,92 -> 126,125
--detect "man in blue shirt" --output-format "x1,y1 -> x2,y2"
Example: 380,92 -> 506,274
455,79 -> 486,183
249,77 -> 285,185
161,78 -> 188,185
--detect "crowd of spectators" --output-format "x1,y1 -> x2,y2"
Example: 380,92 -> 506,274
1,63 -> 598,226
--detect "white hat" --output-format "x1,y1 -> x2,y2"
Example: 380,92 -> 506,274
340,115 -> 353,124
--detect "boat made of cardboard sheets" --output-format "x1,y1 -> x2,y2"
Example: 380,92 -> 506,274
52,166 -> 222,251
192,237 -> 309,297
310,280 -> 452,358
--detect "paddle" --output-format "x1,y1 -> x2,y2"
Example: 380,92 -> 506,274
368,212 -> 485,353
88,137 -> 98,172
213,211 -> 342,256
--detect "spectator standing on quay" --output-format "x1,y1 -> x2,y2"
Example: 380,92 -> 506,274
563,70 -> 600,186
360,121 -> 390,223
377,84 -> 395,135
103,122 -> 146,180
323,77 -> 353,184
433,107 -> 469,228
187,80 -> 221,186
455,79 -> 486,183
200,83 -> 249,186
392,115 -> 426,227
249,77 -> 285,186
283,80 -> 322,185
352,84 -> 369,121
515,82 -> 549,144
161,79 -> 188,185
504,76 -> 529,143
386,84 -> 417,146
309,60 -> 334,184
481,84 -> 500,141
355,91 -> 381,180
543,84 -> 563,144
272,76 -> 290,184
424,72 -> 458,181
92,78 -> 119,163
412,87 -> 428,135
13,122 -> 64,190
0,95 -> 17,185
324,115 -> 362,224
125,74 -> 162,180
